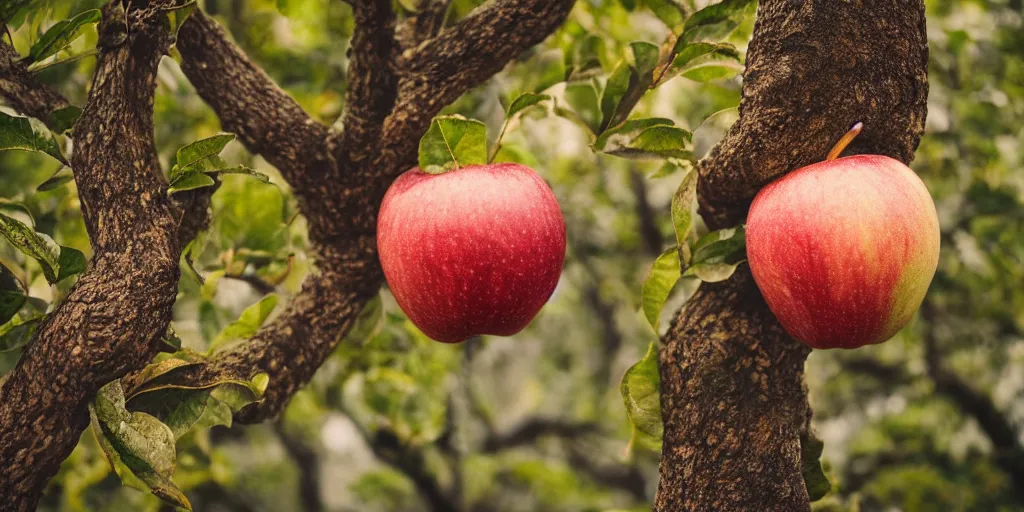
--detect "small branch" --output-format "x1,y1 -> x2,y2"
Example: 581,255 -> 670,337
481,418 -> 600,453
919,301 -> 1024,498
376,0 -> 576,178
222,272 -> 277,295
629,168 -> 664,257
842,357 -> 915,385
395,0 -> 454,50
566,443 -> 648,501
0,40 -> 70,128
273,421 -> 324,512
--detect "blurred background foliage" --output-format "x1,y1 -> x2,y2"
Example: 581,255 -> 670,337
0,0 -> 1022,511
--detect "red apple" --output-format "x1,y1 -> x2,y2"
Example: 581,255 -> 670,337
746,128 -> 940,349
377,163 -> 566,343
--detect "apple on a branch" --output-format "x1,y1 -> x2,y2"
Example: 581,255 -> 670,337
377,112 -> 566,343
746,123 -> 941,349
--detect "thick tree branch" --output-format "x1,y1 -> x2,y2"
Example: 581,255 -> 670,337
655,1 -> 929,509
177,11 -> 333,200
0,3 -> 180,509
336,0 -> 397,170
657,269 -> 812,510
0,40 -> 69,126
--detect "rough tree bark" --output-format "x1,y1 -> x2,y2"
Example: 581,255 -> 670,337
0,2 -> 181,508
655,1 -> 929,510
0,0 -> 576,509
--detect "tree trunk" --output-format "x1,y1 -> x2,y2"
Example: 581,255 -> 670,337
655,0 -> 930,509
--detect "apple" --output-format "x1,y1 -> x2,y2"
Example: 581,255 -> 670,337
746,124 -> 940,349
377,162 -> 566,343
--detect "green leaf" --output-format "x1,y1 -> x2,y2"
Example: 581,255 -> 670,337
90,382 -> 191,510
160,328 -> 182,352
620,342 -> 662,440
506,92 -> 551,119
564,35 -> 604,83
0,264 -> 25,325
0,212 -> 61,284
127,361 -> 266,439
649,157 -> 694,179
599,41 -> 660,132
601,124 -> 693,160
0,314 -> 42,352
209,294 -> 279,352
683,0 -> 754,43
167,172 -> 216,194
0,0 -> 31,25
801,429 -> 832,501
47,105 -> 82,134
671,167 -> 697,265
645,0 -> 688,29
560,82 -> 602,136
663,42 -> 740,84
684,226 -> 747,282
0,111 -> 67,164
162,1 -> 196,43
641,246 -> 682,331
0,200 -> 34,226
56,246 -> 87,282
418,115 -> 488,174
37,166 -> 74,192
343,293 -> 384,345
594,117 -> 676,151
205,165 -> 270,183
681,58 -> 744,82
172,133 -> 235,178
27,9 -> 101,63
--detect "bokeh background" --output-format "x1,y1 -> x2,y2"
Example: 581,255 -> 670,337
1,0 -> 1022,510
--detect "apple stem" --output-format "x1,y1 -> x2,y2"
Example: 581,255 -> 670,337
826,122 -> 864,161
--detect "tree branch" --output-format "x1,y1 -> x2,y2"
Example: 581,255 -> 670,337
171,1 -> 575,425
0,40 -> 69,127
335,0 -> 397,170
375,0 -> 576,179
0,3 -> 180,509
176,11 -> 333,200
920,302 -> 1024,499
655,1 -> 929,509
481,418 -> 600,453
273,421 -> 324,512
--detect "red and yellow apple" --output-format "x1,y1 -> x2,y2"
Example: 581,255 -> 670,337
377,163 -> 566,343
746,126 -> 940,349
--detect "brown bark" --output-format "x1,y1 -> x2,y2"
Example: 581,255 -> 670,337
655,1 -> 929,510
0,2 -> 180,509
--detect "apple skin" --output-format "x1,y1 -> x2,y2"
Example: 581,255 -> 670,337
377,163 -> 566,343
746,154 -> 940,349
